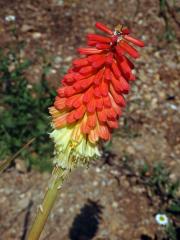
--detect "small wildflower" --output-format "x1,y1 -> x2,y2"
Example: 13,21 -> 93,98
49,22 -> 144,169
155,213 -> 169,226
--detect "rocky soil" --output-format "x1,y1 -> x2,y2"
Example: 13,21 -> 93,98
0,0 -> 180,239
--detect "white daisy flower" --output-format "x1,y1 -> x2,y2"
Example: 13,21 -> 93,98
155,213 -> 169,226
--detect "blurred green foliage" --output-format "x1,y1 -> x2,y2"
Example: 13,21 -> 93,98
141,162 -> 179,201
0,48 -> 56,171
140,162 -> 180,240
159,0 -> 178,42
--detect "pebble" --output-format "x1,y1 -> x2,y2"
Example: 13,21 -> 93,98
93,181 -> 98,187
4,188 -> 14,195
17,198 -> 29,210
110,170 -> 119,176
55,0 -> 64,6
54,56 -> 63,64
126,146 -> 135,155
169,104 -> 178,110
151,98 -> 158,108
0,196 -> 7,203
101,180 -> 107,187
112,201 -> 118,208
69,206 -> 74,213
50,68 -> 57,74
32,32 -> 42,39
59,208 -> 64,213
21,24 -> 33,32
95,167 -> 101,173
15,159 -> 27,173
65,56 -> 73,62
158,91 -> 166,100
108,0 -> 114,5
169,173 -> 178,182
120,177 -> 130,188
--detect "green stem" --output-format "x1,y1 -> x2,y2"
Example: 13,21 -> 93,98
0,138 -> 35,174
28,166 -> 69,240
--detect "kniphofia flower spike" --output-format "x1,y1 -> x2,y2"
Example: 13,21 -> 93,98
49,22 -> 144,169
28,22 -> 145,240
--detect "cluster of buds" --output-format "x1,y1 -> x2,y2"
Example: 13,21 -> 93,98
49,22 -> 144,169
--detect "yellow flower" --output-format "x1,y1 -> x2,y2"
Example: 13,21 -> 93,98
50,124 -> 100,169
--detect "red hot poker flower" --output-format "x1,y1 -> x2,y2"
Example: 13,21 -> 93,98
28,23 -> 145,240
49,22 -> 144,169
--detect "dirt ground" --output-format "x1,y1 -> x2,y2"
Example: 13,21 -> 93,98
0,0 -> 180,239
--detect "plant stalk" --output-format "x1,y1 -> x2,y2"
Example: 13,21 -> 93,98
28,166 -> 69,240
0,137 -> 35,174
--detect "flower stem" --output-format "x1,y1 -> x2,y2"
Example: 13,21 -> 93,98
28,166 -> 69,240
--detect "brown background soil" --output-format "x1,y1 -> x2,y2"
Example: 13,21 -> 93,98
0,0 -> 180,239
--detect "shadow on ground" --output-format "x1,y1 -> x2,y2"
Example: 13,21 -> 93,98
69,199 -> 103,240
